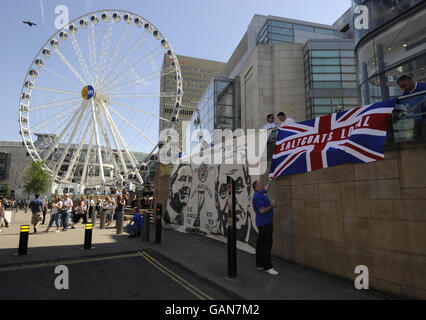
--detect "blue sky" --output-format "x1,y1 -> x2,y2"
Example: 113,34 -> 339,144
0,0 -> 351,147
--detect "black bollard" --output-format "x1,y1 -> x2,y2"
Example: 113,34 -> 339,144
84,224 -> 93,250
91,209 -> 97,227
116,210 -> 123,234
227,176 -> 237,278
142,210 -> 150,242
99,209 -> 106,229
18,225 -> 30,255
155,204 -> 162,244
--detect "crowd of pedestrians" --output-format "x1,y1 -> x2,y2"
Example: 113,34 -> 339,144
0,186 -> 155,239
21,188 -> 151,238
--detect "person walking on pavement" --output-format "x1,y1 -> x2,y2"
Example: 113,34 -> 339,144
42,197 -> 48,225
44,196 -> 62,233
62,194 -> 73,231
29,194 -> 45,233
88,197 -> 95,219
0,201 -> 5,232
252,179 -> 279,275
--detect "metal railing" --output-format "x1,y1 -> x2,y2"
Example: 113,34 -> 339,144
388,90 -> 426,144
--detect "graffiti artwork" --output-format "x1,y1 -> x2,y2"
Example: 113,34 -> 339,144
165,162 -> 258,253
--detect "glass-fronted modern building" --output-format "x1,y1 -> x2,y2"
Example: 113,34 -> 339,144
257,19 -> 340,45
255,16 -> 360,120
304,39 -> 360,119
189,78 -> 235,152
352,0 -> 426,104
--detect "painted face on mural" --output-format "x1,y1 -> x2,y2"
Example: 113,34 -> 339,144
172,165 -> 193,205
215,165 -> 251,232
168,164 -> 193,219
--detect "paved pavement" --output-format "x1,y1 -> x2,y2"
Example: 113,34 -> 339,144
0,209 -> 397,300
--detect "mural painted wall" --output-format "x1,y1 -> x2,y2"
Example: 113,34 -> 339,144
164,162 -> 258,254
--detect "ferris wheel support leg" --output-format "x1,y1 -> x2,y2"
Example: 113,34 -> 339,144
52,102 -> 89,180
101,102 -> 143,185
81,129 -> 95,189
99,101 -> 129,177
91,100 -> 106,185
63,115 -> 93,182
42,102 -> 86,163
97,108 -> 124,183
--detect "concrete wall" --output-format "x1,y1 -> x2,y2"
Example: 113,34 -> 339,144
240,43 -> 306,131
265,141 -> 426,299
0,142 -> 32,199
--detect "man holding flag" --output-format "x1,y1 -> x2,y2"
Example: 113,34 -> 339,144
252,179 -> 279,276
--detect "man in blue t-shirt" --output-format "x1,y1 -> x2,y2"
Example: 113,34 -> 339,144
252,179 -> 278,275
29,194 -> 44,233
126,207 -> 143,238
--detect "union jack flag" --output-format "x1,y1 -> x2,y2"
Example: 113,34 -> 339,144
269,99 -> 397,178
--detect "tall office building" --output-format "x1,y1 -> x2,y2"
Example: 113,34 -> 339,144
188,13 -> 359,149
159,54 -> 225,148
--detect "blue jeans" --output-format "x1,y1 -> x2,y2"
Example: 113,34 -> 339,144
125,224 -> 140,236
61,212 -> 71,230
48,213 -> 61,228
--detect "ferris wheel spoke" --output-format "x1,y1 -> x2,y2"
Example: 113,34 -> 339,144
52,102 -> 89,180
97,22 -> 132,88
100,101 -> 143,183
63,113 -> 93,182
107,104 -> 157,146
108,92 -> 177,99
70,33 -> 92,84
29,97 -> 81,112
42,66 -> 82,90
96,21 -> 114,87
98,30 -> 150,90
54,49 -> 87,86
97,108 -> 123,181
31,86 -> 81,96
102,66 -> 175,93
110,100 -> 170,122
30,102 -> 81,132
41,100 -> 87,162
99,44 -> 164,90
88,23 -> 98,85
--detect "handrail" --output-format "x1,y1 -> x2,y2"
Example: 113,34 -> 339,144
397,90 -> 426,102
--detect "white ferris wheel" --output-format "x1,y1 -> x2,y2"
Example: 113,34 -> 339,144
18,10 -> 183,193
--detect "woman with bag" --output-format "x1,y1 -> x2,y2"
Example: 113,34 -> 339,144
103,197 -> 115,227
44,196 -> 62,233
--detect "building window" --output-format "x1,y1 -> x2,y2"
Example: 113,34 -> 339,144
305,46 -> 359,119
294,24 -> 314,32
0,153 -> 11,181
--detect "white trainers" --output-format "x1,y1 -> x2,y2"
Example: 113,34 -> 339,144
265,268 -> 279,275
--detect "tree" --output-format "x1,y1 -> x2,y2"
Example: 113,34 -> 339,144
22,160 -> 52,196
